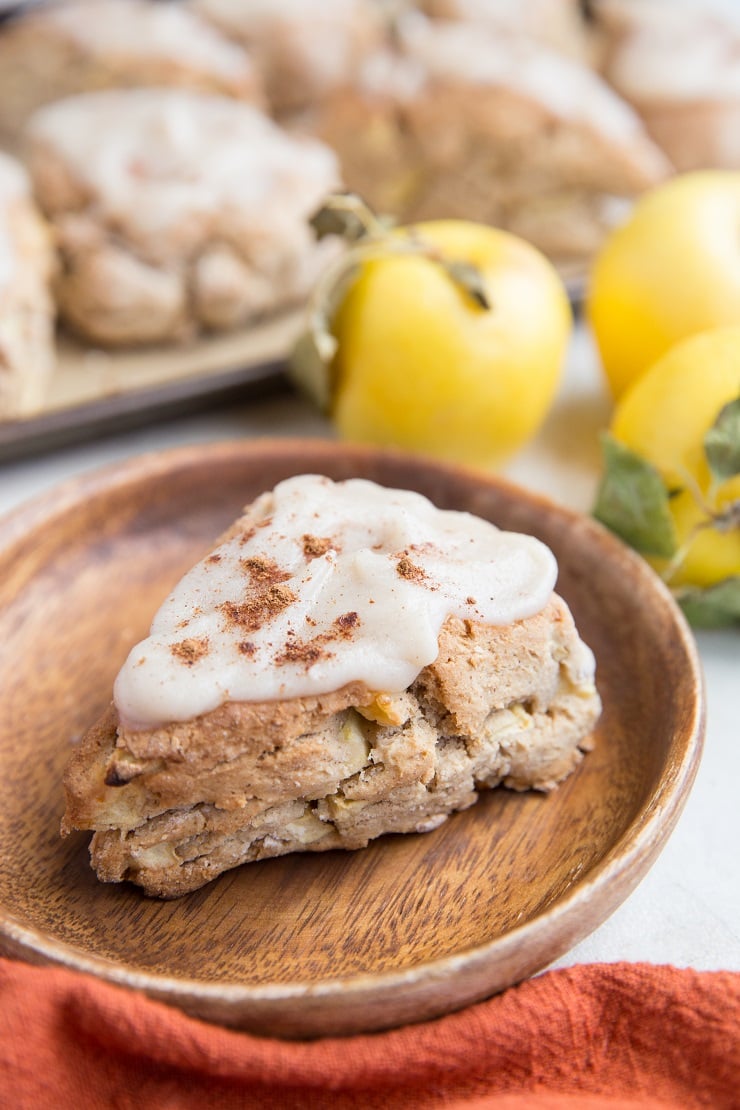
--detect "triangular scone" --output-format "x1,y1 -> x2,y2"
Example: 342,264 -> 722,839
25,89 -> 339,347
316,13 -> 672,271
595,0 -> 740,172
62,476 -> 602,898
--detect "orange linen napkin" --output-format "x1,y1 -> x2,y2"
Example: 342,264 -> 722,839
0,958 -> 737,1109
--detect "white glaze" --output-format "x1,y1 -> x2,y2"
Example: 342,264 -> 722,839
114,476 -> 558,728
28,90 -> 338,256
392,13 -> 648,142
608,5 -> 740,101
43,0 -> 253,82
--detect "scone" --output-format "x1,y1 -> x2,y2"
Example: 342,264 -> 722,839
61,475 -> 602,898
316,13 -> 672,270
0,152 -> 55,419
0,0 -> 261,142
191,0 -> 384,118
594,0 -> 740,171
25,90 -> 340,347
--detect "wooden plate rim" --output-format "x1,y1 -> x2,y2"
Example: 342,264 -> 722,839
0,438 -> 705,1007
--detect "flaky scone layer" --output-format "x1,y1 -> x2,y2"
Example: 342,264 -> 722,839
63,595 -> 600,898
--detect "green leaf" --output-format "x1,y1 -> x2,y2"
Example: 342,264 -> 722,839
704,394 -> 740,483
593,434 -> 679,558
675,576 -> 740,628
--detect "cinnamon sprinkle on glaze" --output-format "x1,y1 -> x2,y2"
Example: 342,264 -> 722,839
240,555 -> 291,586
335,611 -> 360,633
170,637 -> 210,665
275,613 -> 360,669
302,534 -> 334,559
396,555 -> 427,582
219,584 -> 297,634
276,639 -> 327,666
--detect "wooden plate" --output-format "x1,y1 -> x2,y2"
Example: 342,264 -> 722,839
0,440 -> 704,1038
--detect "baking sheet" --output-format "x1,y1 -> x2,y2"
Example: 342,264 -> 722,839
0,308 -> 303,462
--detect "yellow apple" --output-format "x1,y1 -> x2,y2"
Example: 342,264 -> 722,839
610,326 -> 740,588
587,171 -> 740,399
329,220 -> 572,467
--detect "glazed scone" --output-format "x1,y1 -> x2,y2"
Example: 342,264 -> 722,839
25,90 -> 340,347
0,0 -> 261,142
190,0 -> 385,117
594,0 -> 740,171
0,153 -> 55,418
62,476 -> 602,898
316,13 -> 671,270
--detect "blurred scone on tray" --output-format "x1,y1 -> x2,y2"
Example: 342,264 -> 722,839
316,13 -> 671,272
0,152 -> 55,419
0,0 -> 262,143
190,0 -> 385,118
418,0 -> 596,63
593,0 -> 740,172
25,89 -> 340,348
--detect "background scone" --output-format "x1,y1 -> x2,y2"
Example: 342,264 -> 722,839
315,14 -> 671,271
0,152 -> 55,418
594,0 -> 740,172
62,476 -> 602,899
25,89 -> 340,347
191,0 -> 385,118
0,0 -> 261,143
419,0 -> 595,63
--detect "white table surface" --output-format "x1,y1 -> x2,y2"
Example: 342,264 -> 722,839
0,325 -> 737,975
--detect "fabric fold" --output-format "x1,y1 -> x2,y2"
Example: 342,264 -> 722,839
0,958 -> 737,1109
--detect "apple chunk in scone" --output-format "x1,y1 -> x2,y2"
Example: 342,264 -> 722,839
62,476 -> 602,898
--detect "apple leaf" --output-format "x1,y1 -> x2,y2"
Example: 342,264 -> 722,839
593,433 -> 679,558
674,576 -> 740,628
309,192 -> 372,244
704,394 -> 740,483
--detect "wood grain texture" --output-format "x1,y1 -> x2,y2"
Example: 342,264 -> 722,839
0,440 -> 705,1037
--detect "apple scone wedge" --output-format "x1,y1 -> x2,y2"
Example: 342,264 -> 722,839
62,476 -> 601,898
315,13 -> 671,271
25,89 -> 340,347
